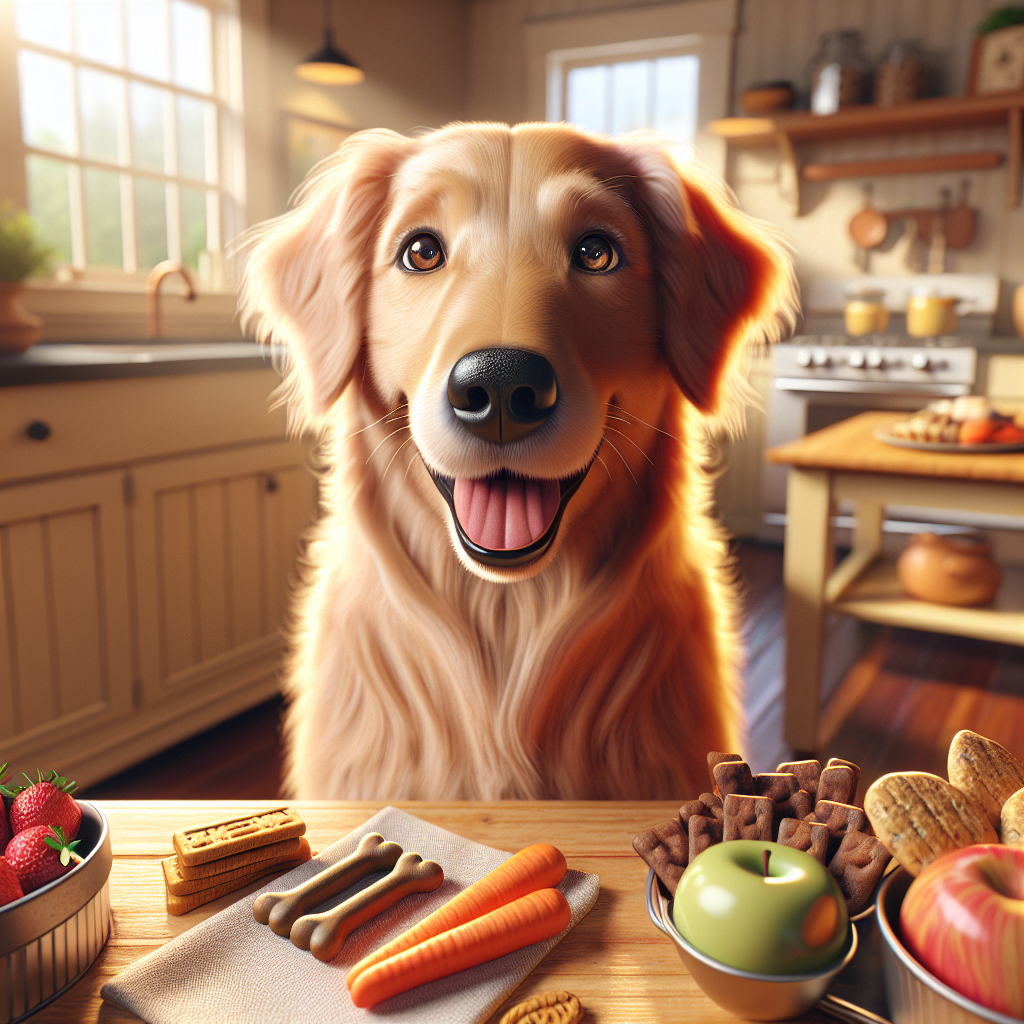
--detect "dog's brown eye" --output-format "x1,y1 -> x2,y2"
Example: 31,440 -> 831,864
401,233 -> 445,272
572,233 -> 619,273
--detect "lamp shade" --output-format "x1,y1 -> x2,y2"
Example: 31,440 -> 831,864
296,40 -> 365,84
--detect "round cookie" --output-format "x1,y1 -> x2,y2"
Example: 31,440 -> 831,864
498,990 -> 583,1024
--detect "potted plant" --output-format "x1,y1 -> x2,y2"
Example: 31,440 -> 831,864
0,203 -> 51,353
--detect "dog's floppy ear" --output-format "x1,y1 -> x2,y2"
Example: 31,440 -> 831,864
619,135 -> 797,422
237,129 -> 414,428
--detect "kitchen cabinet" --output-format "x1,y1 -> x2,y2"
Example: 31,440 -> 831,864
0,360 -> 316,787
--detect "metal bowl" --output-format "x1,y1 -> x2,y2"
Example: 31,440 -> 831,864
0,802 -> 112,1023
646,868 -> 859,1021
876,867 -> 1021,1024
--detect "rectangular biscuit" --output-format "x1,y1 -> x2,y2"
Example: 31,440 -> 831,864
723,793 -> 774,842
173,807 -> 306,866
827,757 -> 862,795
633,819 -> 688,895
707,751 -> 743,794
777,760 -> 821,799
776,817 -> 830,863
166,860 -> 305,916
679,792 -> 723,825
755,773 -> 799,803
688,814 -> 723,863
828,830 -> 891,915
815,800 -> 868,858
163,838 -> 312,895
817,765 -> 857,806
713,761 -> 755,798
776,789 -> 814,827
171,835 -> 307,880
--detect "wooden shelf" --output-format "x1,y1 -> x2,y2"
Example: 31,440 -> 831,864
710,92 -> 1024,215
828,557 -> 1024,646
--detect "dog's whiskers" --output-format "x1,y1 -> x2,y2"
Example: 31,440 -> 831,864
601,434 -> 639,488
340,403 -> 409,447
381,434 -> 416,484
606,402 -> 680,444
595,453 -> 614,485
404,449 -> 423,480
603,425 -> 654,466
364,424 -> 411,466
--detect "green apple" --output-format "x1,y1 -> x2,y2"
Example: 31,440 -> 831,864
672,840 -> 849,975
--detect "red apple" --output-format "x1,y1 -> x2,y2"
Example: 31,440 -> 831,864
900,843 -> 1024,1019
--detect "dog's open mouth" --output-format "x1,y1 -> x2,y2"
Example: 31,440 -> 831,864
427,455 -> 597,568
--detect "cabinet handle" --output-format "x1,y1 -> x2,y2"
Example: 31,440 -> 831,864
265,474 -> 279,493
26,421 -> 51,441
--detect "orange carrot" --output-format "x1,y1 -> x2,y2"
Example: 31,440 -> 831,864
960,419 -> 998,444
346,842 -> 566,990
349,887 -> 571,1008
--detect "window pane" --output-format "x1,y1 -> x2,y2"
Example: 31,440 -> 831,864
25,155 -> 73,262
131,82 -> 165,171
127,0 -> 168,81
610,60 -> 649,136
171,0 -> 212,94
653,55 -> 700,144
77,0 -> 122,67
176,95 -> 207,180
19,52 -> 75,154
16,0 -> 71,50
135,177 -> 168,268
79,67 -> 121,163
566,64 -> 608,134
180,186 -> 207,269
83,167 -> 123,267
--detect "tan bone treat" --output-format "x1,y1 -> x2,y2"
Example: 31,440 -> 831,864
947,729 -> 1024,830
776,818 -> 830,863
633,818 -> 689,894
864,771 -> 998,876
816,765 -> 857,806
163,839 -> 312,896
723,793 -> 774,843
777,760 -> 822,799
679,792 -> 723,825
827,830 -> 891,916
499,991 -> 584,1024
173,807 -> 306,867
688,814 -> 723,863
1001,786 -> 1024,846
713,760 -> 755,798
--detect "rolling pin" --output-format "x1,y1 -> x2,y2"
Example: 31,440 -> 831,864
253,832 -> 403,936
290,851 -> 444,962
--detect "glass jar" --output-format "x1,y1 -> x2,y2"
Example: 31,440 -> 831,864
807,30 -> 869,115
873,40 -> 929,106
845,289 -> 889,336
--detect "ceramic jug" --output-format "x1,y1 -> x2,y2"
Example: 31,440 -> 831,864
896,533 -> 1003,606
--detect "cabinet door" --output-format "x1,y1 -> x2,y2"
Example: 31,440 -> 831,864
0,472 -> 133,760
131,440 -> 316,701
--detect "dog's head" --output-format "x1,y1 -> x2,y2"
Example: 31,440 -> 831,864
239,123 -> 795,580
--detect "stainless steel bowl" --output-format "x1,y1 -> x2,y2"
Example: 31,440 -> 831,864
646,868 -> 859,1021
876,868 -> 1021,1024
0,802 -> 112,1023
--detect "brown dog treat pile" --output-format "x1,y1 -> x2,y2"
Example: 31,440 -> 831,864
776,818 -> 830,863
1002,788 -> 1024,845
713,760 -> 755,797
754,773 -> 799,802
723,794 -> 774,842
633,819 -> 688,893
812,800 -> 868,853
777,788 -> 814,823
947,729 -> 1024,831
827,757 -> 862,795
499,991 -> 583,1024
817,766 -> 857,805
827,831 -> 891,916
777,759 -> 822,799
688,815 -> 724,863
679,792 -> 723,825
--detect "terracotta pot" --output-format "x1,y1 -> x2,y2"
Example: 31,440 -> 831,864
896,533 -> 1003,607
1014,281 -> 1024,340
0,281 -> 44,353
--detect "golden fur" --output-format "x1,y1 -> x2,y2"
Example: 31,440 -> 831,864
238,122 -> 796,800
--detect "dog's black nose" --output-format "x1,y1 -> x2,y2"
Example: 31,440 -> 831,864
447,348 -> 558,444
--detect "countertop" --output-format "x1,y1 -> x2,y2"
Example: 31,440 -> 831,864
0,343 -> 283,386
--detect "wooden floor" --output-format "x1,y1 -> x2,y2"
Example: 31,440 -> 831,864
82,542 -> 1024,801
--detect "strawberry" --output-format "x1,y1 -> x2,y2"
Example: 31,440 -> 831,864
10,769 -> 81,841
4,824 -> 82,894
0,857 -> 24,907
0,762 -> 13,855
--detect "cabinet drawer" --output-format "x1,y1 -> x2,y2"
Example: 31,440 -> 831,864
0,368 -> 288,485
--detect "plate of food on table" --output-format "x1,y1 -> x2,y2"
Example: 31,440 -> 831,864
877,396 -> 1024,452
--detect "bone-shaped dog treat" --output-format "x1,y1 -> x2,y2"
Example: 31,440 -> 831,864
253,832 -> 402,935
291,851 -> 444,962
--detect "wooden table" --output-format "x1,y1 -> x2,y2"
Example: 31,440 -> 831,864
767,410 -> 1024,754
34,800 -> 839,1023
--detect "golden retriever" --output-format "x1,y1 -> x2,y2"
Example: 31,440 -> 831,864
238,122 -> 796,800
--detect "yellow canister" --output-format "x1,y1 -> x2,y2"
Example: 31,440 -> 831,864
906,294 -> 958,337
845,296 -> 889,336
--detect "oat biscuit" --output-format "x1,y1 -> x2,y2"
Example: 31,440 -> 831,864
679,792 -> 723,825
816,765 -> 857,806
827,830 -> 891,916
777,760 -> 822,799
776,818 -> 829,863
1001,787 -> 1024,845
864,771 -> 999,876
172,835 -> 307,880
688,814 -> 723,863
173,807 -> 306,866
713,760 -> 755,798
499,991 -> 583,1024
633,818 -> 688,894
947,730 -> 1024,830
163,838 -> 311,896
722,793 -> 774,843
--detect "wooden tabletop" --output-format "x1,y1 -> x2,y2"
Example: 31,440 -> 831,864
766,411 -> 1024,483
36,801 -> 839,1024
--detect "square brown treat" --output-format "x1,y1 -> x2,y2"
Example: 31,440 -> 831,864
707,751 -> 743,794
723,793 -> 774,842
633,819 -> 688,895
815,800 -> 868,857
755,773 -> 799,802
828,830 -> 891,915
777,760 -> 822,799
776,817 -> 830,863
688,814 -> 723,863
680,792 -> 723,825
817,765 -> 857,806
775,789 -> 814,829
827,757 -> 862,795
713,760 -> 755,798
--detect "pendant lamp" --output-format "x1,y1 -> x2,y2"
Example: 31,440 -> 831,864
295,0 -> 365,85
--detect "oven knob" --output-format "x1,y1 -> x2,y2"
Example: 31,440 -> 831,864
866,351 -> 885,369
796,349 -> 813,367
910,353 -> 931,371
848,351 -> 866,368
811,350 -> 831,367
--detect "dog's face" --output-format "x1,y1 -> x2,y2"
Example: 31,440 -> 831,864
240,123 -> 795,581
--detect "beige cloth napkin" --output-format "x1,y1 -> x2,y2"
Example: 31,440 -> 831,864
102,806 -> 600,1024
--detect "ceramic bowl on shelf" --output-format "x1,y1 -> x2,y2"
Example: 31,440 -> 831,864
876,867 -> 1020,1024
645,868 -> 858,1021
0,802 -> 112,1024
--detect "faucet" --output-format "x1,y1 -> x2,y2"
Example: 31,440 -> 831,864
146,260 -> 197,338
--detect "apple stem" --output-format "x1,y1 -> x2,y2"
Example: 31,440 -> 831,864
762,849 -> 770,877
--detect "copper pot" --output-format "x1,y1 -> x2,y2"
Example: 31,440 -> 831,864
896,533 -> 1003,607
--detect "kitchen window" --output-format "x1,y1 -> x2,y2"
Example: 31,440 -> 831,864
11,0 -> 245,284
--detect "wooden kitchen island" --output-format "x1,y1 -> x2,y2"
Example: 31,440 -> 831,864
31,801 -> 840,1023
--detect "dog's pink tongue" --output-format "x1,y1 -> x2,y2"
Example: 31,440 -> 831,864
453,477 -> 560,550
